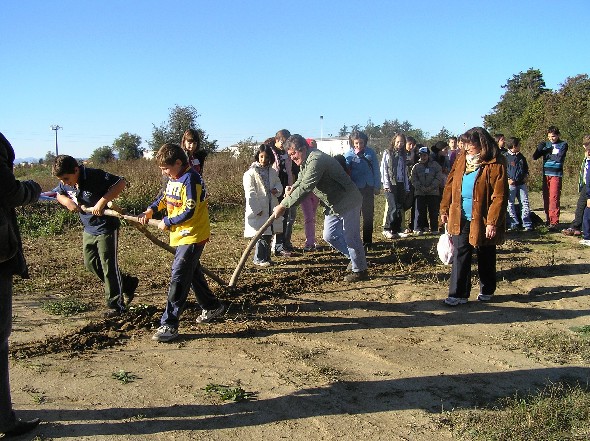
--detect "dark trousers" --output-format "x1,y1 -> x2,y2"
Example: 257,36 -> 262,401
414,194 -> 440,231
359,186 -> 375,245
449,219 -> 496,299
0,275 -> 16,429
391,184 -> 406,233
83,230 -> 134,310
570,189 -> 586,230
161,243 -> 220,328
583,207 -> 590,240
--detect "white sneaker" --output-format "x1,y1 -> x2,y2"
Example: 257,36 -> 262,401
382,230 -> 394,239
196,304 -> 225,324
579,239 -> 590,246
477,294 -> 493,302
444,296 -> 468,306
253,260 -> 271,267
398,232 -> 410,238
152,325 -> 178,342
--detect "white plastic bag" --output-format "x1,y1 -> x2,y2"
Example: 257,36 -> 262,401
437,225 -> 454,265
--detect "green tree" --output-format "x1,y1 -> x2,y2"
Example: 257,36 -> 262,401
364,119 -> 381,139
90,146 -> 115,164
338,124 -> 349,136
483,68 -> 548,136
44,151 -> 56,165
149,105 -> 218,154
113,132 -> 143,160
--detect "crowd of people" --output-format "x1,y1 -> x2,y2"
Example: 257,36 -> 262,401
0,124 -> 587,436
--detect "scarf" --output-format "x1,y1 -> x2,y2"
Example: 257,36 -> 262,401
465,153 -> 482,174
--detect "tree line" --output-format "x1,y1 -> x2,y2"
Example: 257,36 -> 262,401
46,69 -> 589,174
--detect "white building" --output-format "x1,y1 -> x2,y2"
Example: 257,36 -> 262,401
315,137 -> 350,156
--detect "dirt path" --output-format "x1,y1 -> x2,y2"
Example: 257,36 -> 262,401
7,224 -> 590,440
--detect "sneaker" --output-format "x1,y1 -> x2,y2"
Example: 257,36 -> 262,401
414,229 -> 424,236
253,260 -> 271,267
382,230 -> 394,239
344,270 -> 369,282
274,249 -> 292,257
123,276 -> 139,307
562,228 -> 575,236
196,304 -> 225,324
303,244 -> 317,252
152,325 -> 178,342
398,231 -> 410,238
579,239 -> 590,246
443,296 -> 468,306
477,294 -> 493,302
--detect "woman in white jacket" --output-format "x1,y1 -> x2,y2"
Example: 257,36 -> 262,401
243,144 -> 283,266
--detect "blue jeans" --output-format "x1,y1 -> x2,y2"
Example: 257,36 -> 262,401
254,235 -> 272,263
0,275 -> 16,429
161,243 -> 220,328
322,204 -> 368,273
507,184 -> 532,229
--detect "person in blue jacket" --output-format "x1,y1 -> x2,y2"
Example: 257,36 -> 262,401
533,126 -> 568,230
344,130 -> 381,249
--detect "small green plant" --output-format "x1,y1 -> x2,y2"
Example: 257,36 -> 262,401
22,386 -> 45,405
111,370 -> 138,384
41,297 -> 91,316
204,383 -> 255,402
572,325 -> 590,337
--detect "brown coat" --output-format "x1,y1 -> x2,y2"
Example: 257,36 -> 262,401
440,151 -> 508,246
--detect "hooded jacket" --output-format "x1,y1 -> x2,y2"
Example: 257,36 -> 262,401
440,150 -> 508,246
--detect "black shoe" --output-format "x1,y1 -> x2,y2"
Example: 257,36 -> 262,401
123,276 -> 139,306
2,418 -> 40,437
344,270 -> 369,282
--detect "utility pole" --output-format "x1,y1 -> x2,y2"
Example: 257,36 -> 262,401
320,115 -> 323,141
50,125 -> 62,156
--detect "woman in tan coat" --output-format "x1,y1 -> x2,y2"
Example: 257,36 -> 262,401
439,127 -> 508,306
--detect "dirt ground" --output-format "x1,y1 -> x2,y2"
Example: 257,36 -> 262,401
6,202 -> 590,440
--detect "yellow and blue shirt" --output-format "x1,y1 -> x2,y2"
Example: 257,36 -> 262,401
149,166 -> 210,246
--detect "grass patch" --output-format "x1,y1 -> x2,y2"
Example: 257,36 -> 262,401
41,297 -> 92,316
111,370 -> 138,384
438,382 -> 590,441
501,328 -> 590,364
204,383 -> 255,402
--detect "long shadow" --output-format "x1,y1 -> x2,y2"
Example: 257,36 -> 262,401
20,367 -> 590,438
496,263 -> 590,281
178,288 -> 590,340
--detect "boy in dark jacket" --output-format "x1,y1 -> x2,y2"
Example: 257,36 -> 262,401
533,126 -> 568,230
505,137 -> 532,231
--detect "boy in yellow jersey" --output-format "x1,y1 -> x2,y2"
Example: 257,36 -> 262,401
139,143 -> 224,342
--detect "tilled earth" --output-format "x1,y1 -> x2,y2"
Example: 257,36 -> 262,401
7,219 -> 590,440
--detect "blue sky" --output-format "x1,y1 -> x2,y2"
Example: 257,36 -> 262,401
2,0 -> 589,160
